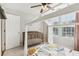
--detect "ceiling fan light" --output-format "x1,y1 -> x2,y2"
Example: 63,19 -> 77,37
41,5 -> 49,12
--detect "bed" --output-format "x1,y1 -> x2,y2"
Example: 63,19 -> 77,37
28,43 -> 79,56
27,31 -> 43,46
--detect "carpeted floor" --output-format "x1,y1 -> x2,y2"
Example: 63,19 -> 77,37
3,47 -> 24,56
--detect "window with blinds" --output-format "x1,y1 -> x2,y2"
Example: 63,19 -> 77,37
62,27 -> 74,37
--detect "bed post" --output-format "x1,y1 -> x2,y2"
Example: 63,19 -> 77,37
75,12 -> 79,51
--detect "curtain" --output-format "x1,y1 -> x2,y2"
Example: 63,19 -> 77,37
0,5 -> 6,19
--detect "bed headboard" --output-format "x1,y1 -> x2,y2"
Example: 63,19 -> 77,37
27,31 -> 43,41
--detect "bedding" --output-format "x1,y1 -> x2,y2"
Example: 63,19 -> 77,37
30,43 -> 79,56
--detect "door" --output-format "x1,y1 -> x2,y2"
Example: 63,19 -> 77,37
6,14 -> 20,50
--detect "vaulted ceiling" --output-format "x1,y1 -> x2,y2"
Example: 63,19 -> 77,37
0,3 -> 76,24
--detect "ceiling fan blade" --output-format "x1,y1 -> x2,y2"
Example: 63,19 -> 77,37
31,5 -> 42,8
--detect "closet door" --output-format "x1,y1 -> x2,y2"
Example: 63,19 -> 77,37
6,14 -> 20,50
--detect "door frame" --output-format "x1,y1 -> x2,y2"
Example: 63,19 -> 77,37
1,19 -> 6,56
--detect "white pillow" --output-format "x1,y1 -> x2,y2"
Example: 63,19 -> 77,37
64,48 -> 72,56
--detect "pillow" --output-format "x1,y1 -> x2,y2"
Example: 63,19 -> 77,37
48,44 -> 58,48
64,48 -> 72,56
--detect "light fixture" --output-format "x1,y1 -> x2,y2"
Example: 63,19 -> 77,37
41,4 -> 49,13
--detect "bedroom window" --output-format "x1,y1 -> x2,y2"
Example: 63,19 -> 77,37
53,27 -> 58,35
62,27 -> 74,37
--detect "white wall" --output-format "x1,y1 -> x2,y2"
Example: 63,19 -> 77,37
48,26 -> 53,43
20,16 -> 27,32
28,21 -> 43,32
53,35 -> 74,49
0,19 -> 1,56
53,33 -> 74,49
48,25 -> 75,49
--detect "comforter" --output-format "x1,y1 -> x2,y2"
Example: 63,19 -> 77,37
32,44 -> 79,56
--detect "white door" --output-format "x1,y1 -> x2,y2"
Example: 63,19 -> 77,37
6,14 -> 20,50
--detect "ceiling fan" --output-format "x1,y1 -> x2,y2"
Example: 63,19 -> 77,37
30,3 -> 52,13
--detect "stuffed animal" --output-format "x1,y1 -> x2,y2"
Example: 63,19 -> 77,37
28,48 -> 37,56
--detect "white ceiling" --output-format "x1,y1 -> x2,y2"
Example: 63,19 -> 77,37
1,3 -> 43,24
1,3 -> 41,16
1,3 -> 75,23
